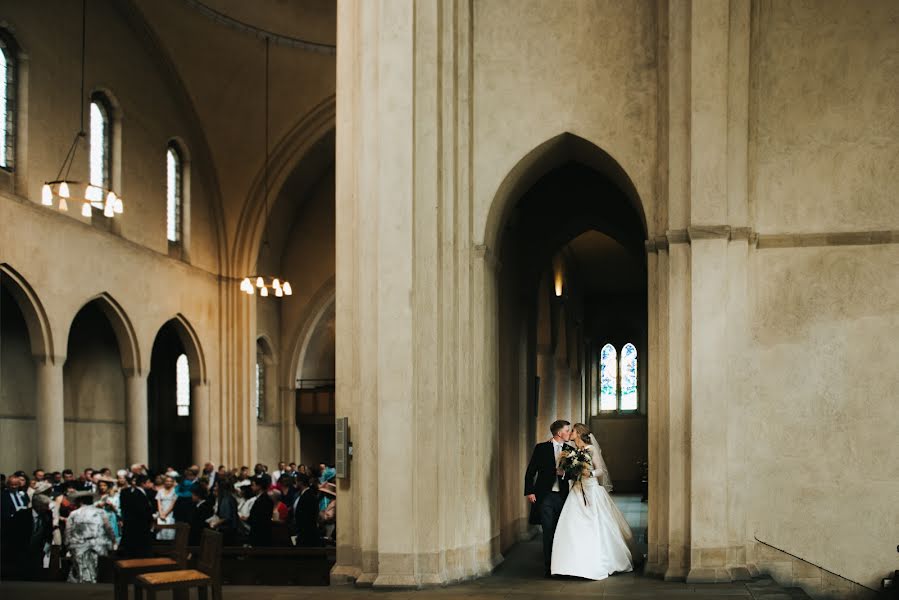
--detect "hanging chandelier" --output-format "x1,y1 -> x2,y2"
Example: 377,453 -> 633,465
41,0 -> 123,218
241,37 -> 292,298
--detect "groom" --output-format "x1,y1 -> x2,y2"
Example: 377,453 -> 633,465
524,419 -> 571,577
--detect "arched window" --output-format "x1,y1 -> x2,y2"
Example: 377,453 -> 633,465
620,343 -> 638,411
176,353 -> 190,416
89,93 -> 112,190
166,144 -> 182,242
0,30 -> 18,170
600,343 -> 617,411
255,357 -> 265,421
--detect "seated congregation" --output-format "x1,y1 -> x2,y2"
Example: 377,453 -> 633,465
0,460 -> 337,585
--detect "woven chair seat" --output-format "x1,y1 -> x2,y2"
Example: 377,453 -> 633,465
115,558 -> 177,570
137,569 -> 211,586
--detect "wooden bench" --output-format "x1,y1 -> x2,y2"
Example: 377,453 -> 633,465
135,530 -> 222,600
114,523 -> 189,600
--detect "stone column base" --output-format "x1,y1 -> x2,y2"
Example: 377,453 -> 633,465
686,567 -> 732,583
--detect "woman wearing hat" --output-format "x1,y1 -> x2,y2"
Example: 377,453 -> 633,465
95,476 -> 121,547
65,490 -> 114,583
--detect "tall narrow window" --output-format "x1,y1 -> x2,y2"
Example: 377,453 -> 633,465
166,145 -> 182,242
600,343 -> 617,411
620,343 -> 638,411
176,354 -> 190,416
0,31 -> 17,170
89,95 -> 111,189
255,357 -> 264,421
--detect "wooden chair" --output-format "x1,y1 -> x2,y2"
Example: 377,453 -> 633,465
113,523 -> 189,600
134,529 -> 223,600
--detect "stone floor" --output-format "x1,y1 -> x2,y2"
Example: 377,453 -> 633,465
0,495 -> 809,599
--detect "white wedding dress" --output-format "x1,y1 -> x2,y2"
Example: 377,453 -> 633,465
550,443 -> 635,580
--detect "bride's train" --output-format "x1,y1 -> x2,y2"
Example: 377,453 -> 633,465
550,476 -> 635,580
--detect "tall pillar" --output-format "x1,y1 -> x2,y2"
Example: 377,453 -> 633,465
125,371 -> 148,466
191,381 -> 210,464
35,357 -> 65,471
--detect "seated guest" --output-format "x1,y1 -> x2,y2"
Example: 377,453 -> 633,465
65,490 -> 115,583
119,475 -> 155,558
290,473 -> 322,547
247,475 -> 274,547
188,484 -> 213,546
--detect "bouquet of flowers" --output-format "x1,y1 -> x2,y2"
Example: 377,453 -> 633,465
558,445 -> 592,505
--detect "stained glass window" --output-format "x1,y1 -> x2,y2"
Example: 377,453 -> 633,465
166,145 -> 182,242
620,343 -> 637,410
89,96 -> 110,189
0,31 -> 16,170
176,354 -> 190,416
256,359 -> 264,421
600,343 -> 617,411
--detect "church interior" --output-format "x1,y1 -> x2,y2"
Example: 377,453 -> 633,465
0,1 -> 897,599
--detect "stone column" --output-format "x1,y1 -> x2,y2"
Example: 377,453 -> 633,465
35,357 -> 65,471
125,371 -> 149,466
191,381 -> 210,464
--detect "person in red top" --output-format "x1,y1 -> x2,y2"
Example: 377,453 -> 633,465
270,489 -> 288,522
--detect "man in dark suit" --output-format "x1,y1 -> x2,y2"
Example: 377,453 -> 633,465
247,475 -> 274,547
119,475 -> 155,557
289,474 -> 322,547
188,484 -> 214,546
524,419 -> 571,578
9,491 -> 54,579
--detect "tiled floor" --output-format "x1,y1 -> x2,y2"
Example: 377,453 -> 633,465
0,496 -> 807,598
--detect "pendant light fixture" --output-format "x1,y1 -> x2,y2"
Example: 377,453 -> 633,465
241,37 -> 292,298
41,0 -> 123,218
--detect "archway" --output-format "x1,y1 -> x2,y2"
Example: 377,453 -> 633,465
63,295 -> 139,472
294,297 -> 335,467
0,274 -> 40,472
490,134 -> 649,559
147,316 -> 207,469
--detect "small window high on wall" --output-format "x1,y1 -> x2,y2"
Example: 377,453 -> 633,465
166,144 -> 182,242
89,93 -> 112,190
176,353 -> 190,416
0,30 -> 18,170
255,355 -> 264,421
620,343 -> 638,411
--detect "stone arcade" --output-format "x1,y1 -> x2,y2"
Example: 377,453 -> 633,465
0,1 -> 896,598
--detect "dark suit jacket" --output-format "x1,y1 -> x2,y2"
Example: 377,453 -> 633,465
189,500 -> 214,546
1,489 -> 27,521
291,489 -> 322,547
247,493 -> 274,547
9,508 -> 52,579
119,487 -> 154,557
524,441 -> 570,523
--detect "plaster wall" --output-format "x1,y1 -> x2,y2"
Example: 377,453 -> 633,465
472,0 -> 658,243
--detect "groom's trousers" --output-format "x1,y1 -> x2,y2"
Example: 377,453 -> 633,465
539,492 -> 565,573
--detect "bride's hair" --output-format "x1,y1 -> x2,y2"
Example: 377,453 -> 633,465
572,423 -> 592,442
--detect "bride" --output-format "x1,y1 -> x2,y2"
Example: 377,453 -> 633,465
550,422 -> 635,580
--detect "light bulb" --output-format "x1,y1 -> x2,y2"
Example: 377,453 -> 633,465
282,282 -> 292,296
246,284 -> 255,296
105,191 -> 116,210
59,198 -> 68,211
59,181 -> 70,198
41,184 -> 53,206
86,185 -> 102,203
275,287 -> 283,297
81,201 -> 92,217
256,277 -> 264,288
114,197 -> 123,214
240,278 -> 250,293
103,203 -> 114,218
272,278 -> 281,289
260,286 -> 268,297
